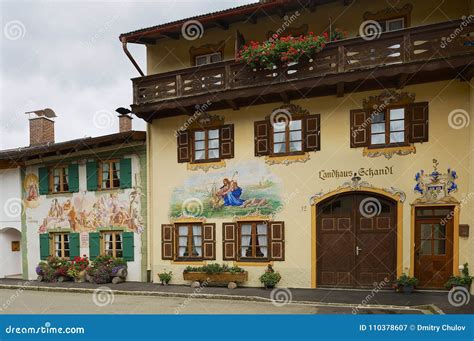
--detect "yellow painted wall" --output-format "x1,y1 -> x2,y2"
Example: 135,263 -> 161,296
146,0 -> 469,74
148,80 -> 473,288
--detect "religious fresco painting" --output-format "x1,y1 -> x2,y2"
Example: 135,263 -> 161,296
23,173 -> 40,209
170,161 -> 282,218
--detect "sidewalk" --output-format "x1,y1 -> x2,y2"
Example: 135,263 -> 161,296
0,278 -> 472,315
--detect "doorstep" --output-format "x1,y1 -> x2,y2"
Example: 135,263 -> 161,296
0,278 -> 472,315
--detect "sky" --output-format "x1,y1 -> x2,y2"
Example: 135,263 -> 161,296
0,0 -> 256,149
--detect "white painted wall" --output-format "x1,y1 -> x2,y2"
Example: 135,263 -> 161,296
0,168 -> 22,230
0,228 -> 22,278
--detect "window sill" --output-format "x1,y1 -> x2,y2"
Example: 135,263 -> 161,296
363,144 -> 416,159
234,261 -> 273,267
187,160 -> 226,172
265,152 -> 310,166
45,192 -> 74,199
171,260 -> 206,265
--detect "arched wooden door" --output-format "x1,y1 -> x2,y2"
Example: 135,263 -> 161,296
316,192 -> 397,288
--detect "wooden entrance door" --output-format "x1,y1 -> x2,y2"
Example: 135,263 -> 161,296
316,193 -> 397,288
414,207 -> 454,289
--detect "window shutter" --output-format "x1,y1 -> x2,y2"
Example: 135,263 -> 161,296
269,221 -> 285,261
408,102 -> 429,143
177,131 -> 191,163
254,120 -> 270,156
122,232 -> 134,261
39,233 -> 50,260
89,232 -> 100,260
86,161 -> 98,191
350,109 -> 370,148
220,124 -> 234,159
222,223 -> 238,260
69,233 -> 80,260
202,223 -> 216,260
68,164 -> 79,193
120,158 -> 132,189
38,167 -> 49,195
161,224 -> 174,260
304,114 -> 321,152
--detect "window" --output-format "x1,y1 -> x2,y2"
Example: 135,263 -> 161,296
177,224 -> 203,259
370,107 -> 406,146
52,233 -> 70,258
51,166 -> 69,193
195,52 -> 222,66
161,223 -> 216,260
102,231 -> 123,258
382,17 -> 405,32
193,128 -> 220,162
177,124 -> 234,164
273,119 -> 303,154
240,222 -> 268,260
99,160 -> 120,189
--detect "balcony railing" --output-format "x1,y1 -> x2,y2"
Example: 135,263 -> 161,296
132,20 -> 473,108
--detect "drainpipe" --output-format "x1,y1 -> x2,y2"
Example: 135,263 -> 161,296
121,37 -> 145,77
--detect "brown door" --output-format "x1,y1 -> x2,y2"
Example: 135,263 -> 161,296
316,193 -> 397,288
414,207 -> 454,289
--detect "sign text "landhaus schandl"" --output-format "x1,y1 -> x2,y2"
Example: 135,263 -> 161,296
318,166 -> 394,181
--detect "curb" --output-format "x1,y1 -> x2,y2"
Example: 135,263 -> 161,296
0,284 -> 439,314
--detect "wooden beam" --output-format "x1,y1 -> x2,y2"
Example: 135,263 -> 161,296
308,0 -> 317,12
162,32 -> 180,40
276,7 -> 285,18
215,20 -> 229,30
459,65 -> 474,82
279,91 -> 290,103
225,99 -> 239,110
397,73 -> 409,89
248,16 -> 257,24
336,82 -> 344,97
178,106 -> 190,116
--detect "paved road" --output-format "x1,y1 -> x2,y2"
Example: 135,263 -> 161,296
0,289 -> 422,314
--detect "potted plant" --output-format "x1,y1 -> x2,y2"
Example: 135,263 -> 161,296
68,256 -> 89,283
158,271 -> 173,285
445,263 -> 473,290
259,265 -> 281,289
394,273 -> 419,294
183,263 -> 248,288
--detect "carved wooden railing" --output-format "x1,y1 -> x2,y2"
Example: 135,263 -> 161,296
132,20 -> 473,106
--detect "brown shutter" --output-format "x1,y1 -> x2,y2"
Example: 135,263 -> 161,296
222,223 -> 238,260
408,102 -> 429,143
161,224 -> 175,260
177,131 -> 191,163
269,221 -> 285,261
202,223 -> 216,260
220,124 -> 234,159
254,120 -> 270,156
304,114 -> 321,152
350,109 -> 370,148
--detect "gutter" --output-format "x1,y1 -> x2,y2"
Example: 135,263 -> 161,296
121,37 -> 145,76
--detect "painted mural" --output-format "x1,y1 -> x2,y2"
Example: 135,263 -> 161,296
170,161 -> 282,218
23,173 -> 144,234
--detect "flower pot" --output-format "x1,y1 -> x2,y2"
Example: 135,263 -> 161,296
265,284 -> 275,289
403,285 -> 414,294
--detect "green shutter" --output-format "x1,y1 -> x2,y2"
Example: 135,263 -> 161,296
68,164 -> 79,193
69,233 -> 80,260
120,158 -> 132,189
86,161 -> 98,191
89,232 -> 100,260
39,234 -> 50,260
122,232 -> 134,261
38,167 -> 49,195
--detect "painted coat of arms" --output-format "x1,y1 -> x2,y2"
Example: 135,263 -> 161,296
414,159 -> 458,203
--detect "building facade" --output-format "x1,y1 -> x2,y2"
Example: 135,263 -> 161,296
0,112 -> 148,282
121,0 -> 474,289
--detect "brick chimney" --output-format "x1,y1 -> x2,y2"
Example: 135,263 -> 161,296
118,114 -> 133,133
26,109 -> 56,146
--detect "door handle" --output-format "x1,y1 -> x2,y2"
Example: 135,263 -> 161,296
356,246 -> 362,256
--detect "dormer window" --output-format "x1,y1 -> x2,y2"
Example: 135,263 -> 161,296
195,52 -> 222,66
381,17 -> 405,32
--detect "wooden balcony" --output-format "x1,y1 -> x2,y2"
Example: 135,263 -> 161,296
131,20 -> 474,121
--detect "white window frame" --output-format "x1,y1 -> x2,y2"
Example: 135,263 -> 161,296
195,52 -> 222,66
385,17 -> 405,32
